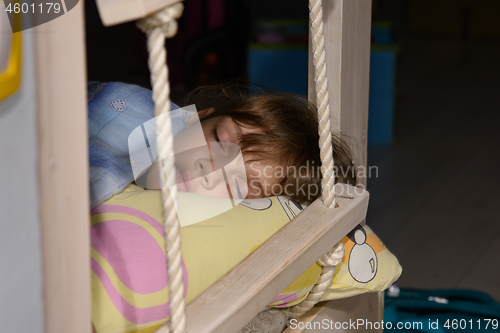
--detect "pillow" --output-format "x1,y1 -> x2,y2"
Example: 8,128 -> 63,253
91,184 -> 401,333
321,223 -> 402,301
269,223 -> 403,307
87,81 -> 188,209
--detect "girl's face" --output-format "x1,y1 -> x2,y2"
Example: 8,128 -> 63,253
173,113 -> 279,199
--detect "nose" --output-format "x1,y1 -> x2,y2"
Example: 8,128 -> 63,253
197,161 -> 225,190
195,158 -> 244,191
196,157 -> 213,176
196,142 -> 246,192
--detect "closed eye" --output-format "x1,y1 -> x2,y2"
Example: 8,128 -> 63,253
211,127 -> 225,151
233,177 -> 250,200
235,180 -> 243,199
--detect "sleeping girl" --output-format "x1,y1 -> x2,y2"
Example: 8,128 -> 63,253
89,80 -> 358,333
88,80 -> 357,207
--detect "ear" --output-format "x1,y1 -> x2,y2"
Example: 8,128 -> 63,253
185,108 -> 216,126
198,107 -> 216,119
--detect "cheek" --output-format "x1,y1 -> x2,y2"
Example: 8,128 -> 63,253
189,180 -> 231,199
173,135 -> 189,156
210,186 -> 231,199
171,150 -> 190,172
174,123 -> 209,155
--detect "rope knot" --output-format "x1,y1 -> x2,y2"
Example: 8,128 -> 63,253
137,3 -> 184,38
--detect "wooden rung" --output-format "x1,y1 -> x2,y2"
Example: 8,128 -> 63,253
94,0 -> 182,26
186,184 -> 369,333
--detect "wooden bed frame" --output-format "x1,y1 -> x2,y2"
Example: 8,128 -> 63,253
34,0 -> 378,332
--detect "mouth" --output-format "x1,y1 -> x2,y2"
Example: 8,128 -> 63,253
175,165 -> 191,192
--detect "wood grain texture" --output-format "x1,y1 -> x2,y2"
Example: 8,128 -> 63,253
185,185 -> 369,333
34,3 -> 90,333
95,0 -> 183,26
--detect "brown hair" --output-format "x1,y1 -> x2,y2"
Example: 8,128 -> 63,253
184,81 -> 357,204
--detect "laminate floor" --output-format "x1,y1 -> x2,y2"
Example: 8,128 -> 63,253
366,35 -> 500,301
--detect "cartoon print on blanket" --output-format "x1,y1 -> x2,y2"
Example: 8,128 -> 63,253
90,185 -> 319,333
91,185 -> 401,333
347,224 -> 378,283
90,204 -> 189,326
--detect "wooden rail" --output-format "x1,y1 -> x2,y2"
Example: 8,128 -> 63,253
185,185 -> 369,333
95,0 -> 182,26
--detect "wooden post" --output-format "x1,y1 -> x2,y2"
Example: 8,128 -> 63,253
306,1 -> 383,332
34,2 -> 90,333
309,0 -> 372,188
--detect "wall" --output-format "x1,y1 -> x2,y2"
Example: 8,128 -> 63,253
245,0 -> 308,20
0,31 -> 44,332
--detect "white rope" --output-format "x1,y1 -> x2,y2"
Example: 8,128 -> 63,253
289,242 -> 344,319
287,0 -> 344,320
136,4 -> 184,333
136,0 -> 343,329
310,0 -> 336,209
239,244 -> 345,331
